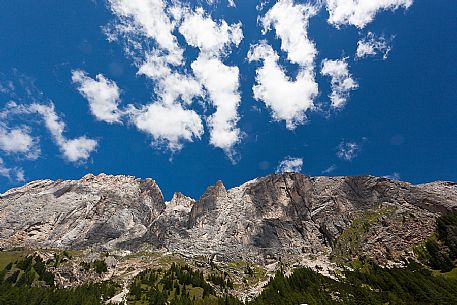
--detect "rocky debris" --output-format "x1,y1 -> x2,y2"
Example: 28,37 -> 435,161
1,173 -> 456,266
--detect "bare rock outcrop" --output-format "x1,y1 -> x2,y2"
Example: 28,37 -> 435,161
1,173 -> 456,265
0,173 -> 165,249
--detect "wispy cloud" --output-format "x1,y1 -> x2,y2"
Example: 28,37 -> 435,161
337,140 -> 360,161
384,172 -> 401,180
322,164 -> 337,174
276,156 -> 303,173
356,32 -> 393,60
0,157 -> 25,182
1,102 -> 97,163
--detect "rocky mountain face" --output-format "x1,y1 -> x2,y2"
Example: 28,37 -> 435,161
1,173 -> 456,265
0,174 -> 165,250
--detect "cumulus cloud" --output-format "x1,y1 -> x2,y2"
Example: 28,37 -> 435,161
106,0 -> 206,151
138,53 -> 203,105
0,126 -> 40,159
336,140 -> 360,161
179,7 -> 243,56
71,70 -> 123,123
191,56 -> 241,154
356,32 -> 392,59
130,102 -> 203,151
106,1 -> 244,155
179,8 -> 243,154
276,156 -> 303,173
325,0 -> 413,28
250,0 -> 319,129
107,0 -> 183,64
261,0 -> 318,67
102,0 -> 405,159
248,42 -> 318,129
1,102 -> 97,163
0,157 -> 25,182
321,58 -> 358,108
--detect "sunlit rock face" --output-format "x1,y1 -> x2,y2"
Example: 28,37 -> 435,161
1,173 -> 456,264
0,173 -> 165,249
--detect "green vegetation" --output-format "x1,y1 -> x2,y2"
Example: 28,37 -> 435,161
415,211 -> 457,273
0,249 -> 29,270
1,253 -> 457,304
0,212 -> 456,304
0,252 -> 120,305
1,254 -> 55,287
226,261 -> 266,286
125,262 -> 241,305
0,280 -> 119,305
250,260 -> 457,305
79,259 -> 108,274
331,207 -> 395,263
207,272 -> 233,290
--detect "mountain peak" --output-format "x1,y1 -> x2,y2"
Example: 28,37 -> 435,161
0,173 -> 456,266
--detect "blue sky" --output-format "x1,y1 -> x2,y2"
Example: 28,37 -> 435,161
0,0 -> 456,199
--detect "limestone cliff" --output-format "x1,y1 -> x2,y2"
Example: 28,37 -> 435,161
1,173 -> 456,265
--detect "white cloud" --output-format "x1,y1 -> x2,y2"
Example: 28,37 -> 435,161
0,126 -> 40,159
0,157 -> 25,182
276,156 -> 303,173
2,102 -> 97,163
191,55 -> 241,154
130,102 -> 203,151
261,0 -> 318,67
106,1 -> 207,152
204,0 -> 236,7
322,164 -> 337,174
321,58 -> 358,108
15,167 -> 25,182
336,141 -> 360,161
107,0 -> 183,64
384,172 -> 401,180
71,70 -> 123,123
29,104 -> 98,163
325,0 -> 413,28
138,53 -> 203,106
356,32 -> 392,59
250,0 -> 319,129
179,8 -> 243,154
106,1 -> 245,155
248,42 -> 318,129
133,54 -> 206,151
179,7 -> 243,56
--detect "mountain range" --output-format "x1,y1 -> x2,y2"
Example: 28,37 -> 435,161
1,172 -> 456,268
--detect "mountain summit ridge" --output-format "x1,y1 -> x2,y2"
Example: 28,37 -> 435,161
1,173 -> 456,266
